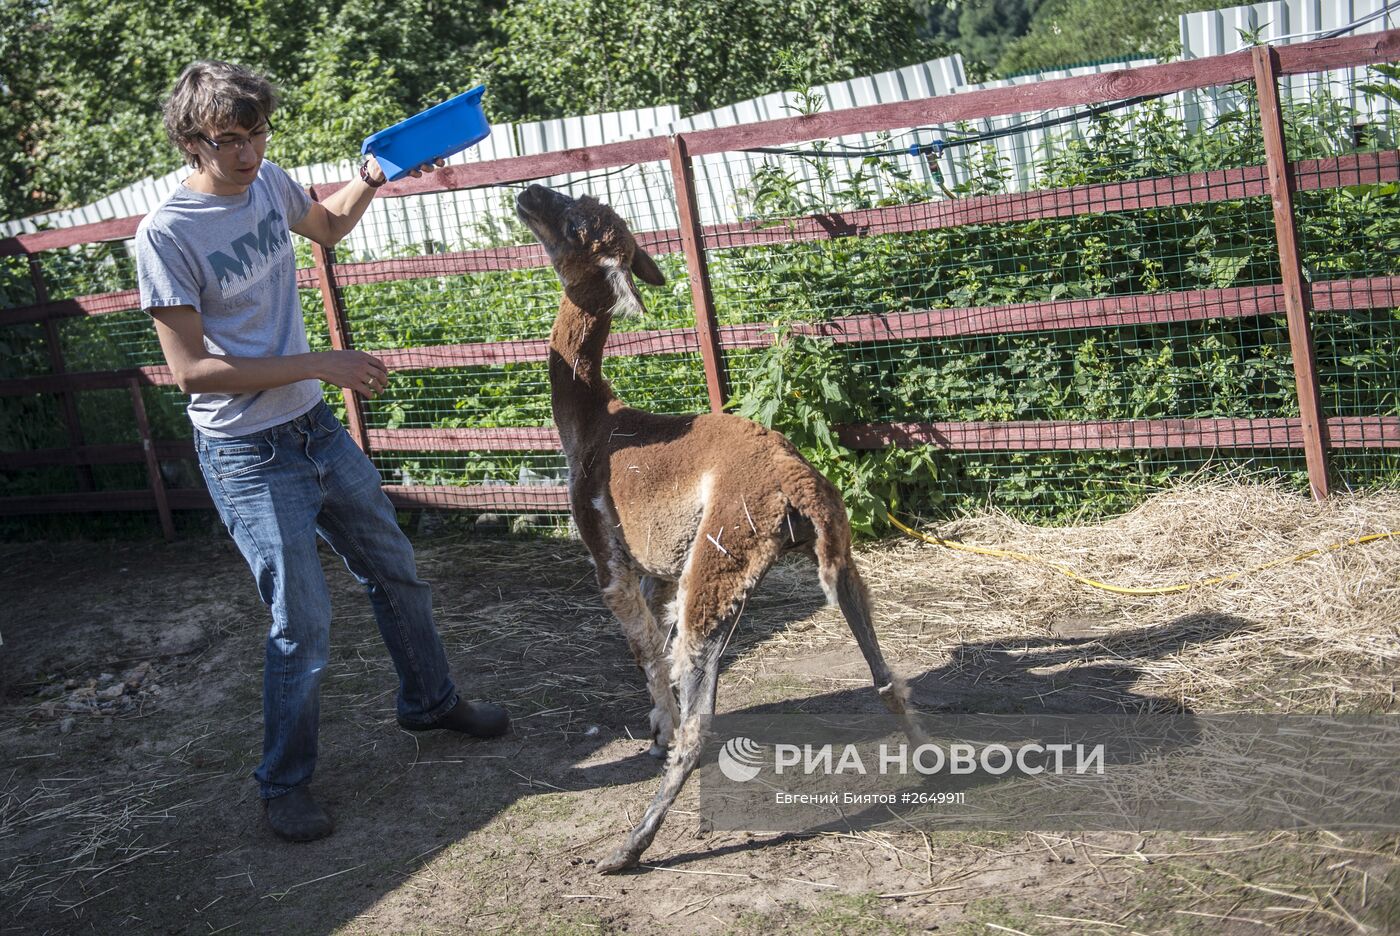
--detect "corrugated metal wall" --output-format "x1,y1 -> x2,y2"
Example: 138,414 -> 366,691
1180,0 -> 1399,130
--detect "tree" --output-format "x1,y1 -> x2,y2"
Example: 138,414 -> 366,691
995,0 -> 1200,76
272,0 -> 499,171
2,0 -> 931,220
1,0 -> 501,221
916,0 -> 1045,80
482,0 -> 937,120
0,0 -> 48,216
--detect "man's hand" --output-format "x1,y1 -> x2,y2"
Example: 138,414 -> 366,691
361,155 -> 447,186
151,307 -> 390,396
319,350 -> 390,399
407,157 -> 446,178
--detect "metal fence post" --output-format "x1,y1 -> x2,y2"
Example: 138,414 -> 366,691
667,134 -> 730,413
307,186 -> 371,452
127,377 -> 175,540
28,254 -> 95,491
1252,44 -> 1331,500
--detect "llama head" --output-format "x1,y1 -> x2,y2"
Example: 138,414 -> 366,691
516,184 -> 665,316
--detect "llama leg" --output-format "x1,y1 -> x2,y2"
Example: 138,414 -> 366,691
640,575 -> 681,756
830,553 -> 928,748
596,535 -> 776,874
601,565 -> 677,757
596,611 -> 730,873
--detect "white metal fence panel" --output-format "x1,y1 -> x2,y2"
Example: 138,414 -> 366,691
510,107 -> 684,241
1181,0 -> 1400,134
500,56 -> 970,235
929,59 -> 1159,195
513,105 -> 680,155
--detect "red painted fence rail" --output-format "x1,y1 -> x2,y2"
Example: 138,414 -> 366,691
3,30 -> 1399,533
6,150 -> 1396,330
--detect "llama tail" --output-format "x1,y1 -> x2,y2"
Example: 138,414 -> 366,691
833,558 -> 905,704
833,550 -> 927,744
787,473 -> 925,744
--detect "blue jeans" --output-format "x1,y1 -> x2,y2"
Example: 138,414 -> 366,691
196,401 -> 459,799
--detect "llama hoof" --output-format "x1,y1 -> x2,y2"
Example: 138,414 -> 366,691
647,741 -> 668,760
596,846 -> 640,874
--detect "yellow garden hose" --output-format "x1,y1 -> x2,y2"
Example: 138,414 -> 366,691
886,511 -> 1400,597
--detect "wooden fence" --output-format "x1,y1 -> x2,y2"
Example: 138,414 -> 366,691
2,32 -> 1399,538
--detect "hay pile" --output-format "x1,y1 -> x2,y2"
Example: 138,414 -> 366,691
868,480 -> 1400,712
721,479 -> 1400,715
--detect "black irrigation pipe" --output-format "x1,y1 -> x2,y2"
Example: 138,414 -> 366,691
506,90 -> 1173,190
493,162 -> 643,192
742,93 -> 1182,161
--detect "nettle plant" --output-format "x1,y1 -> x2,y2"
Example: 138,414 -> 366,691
729,327 -> 943,536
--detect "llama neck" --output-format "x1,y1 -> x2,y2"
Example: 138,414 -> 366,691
549,289 -> 617,451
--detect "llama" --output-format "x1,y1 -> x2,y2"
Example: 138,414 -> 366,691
516,183 -> 922,873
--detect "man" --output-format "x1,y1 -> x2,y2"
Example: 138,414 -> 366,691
135,60 -> 509,843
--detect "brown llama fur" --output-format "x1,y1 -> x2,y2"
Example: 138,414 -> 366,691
516,184 -> 922,873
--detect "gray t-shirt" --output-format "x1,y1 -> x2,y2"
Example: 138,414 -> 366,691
135,160 -> 322,437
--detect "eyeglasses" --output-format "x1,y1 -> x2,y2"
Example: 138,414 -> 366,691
199,123 -> 274,155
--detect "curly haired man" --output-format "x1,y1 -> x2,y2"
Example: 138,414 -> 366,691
136,60 -> 509,843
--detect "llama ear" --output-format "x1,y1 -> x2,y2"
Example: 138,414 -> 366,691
631,248 -> 665,286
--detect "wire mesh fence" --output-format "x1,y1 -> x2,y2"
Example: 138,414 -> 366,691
1,33 -> 1398,539
1282,60 -> 1400,497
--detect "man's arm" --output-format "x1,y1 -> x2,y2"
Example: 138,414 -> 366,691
291,156 -> 441,248
151,305 -> 387,397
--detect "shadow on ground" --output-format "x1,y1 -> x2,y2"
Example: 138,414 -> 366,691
0,533 -> 1253,935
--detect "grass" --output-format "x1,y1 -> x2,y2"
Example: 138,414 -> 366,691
951,897 -> 1046,935
733,892 -> 911,934
502,792 -> 582,824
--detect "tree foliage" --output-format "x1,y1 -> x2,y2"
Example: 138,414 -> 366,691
481,0 -> 937,120
1,0 -> 501,221
916,0 -> 1046,79
996,0 -> 1200,75
3,0 -> 937,220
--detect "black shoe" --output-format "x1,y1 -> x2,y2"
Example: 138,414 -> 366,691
398,699 -> 511,738
264,786 -> 334,843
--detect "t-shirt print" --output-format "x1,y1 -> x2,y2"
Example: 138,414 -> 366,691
207,207 -> 291,299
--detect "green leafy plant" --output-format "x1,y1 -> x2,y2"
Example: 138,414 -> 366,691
730,327 -> 941,536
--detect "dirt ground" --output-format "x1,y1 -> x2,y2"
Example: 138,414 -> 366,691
3,486 -> 1399,935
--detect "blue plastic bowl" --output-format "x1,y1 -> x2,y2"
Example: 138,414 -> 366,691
361,85 -> 490,181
